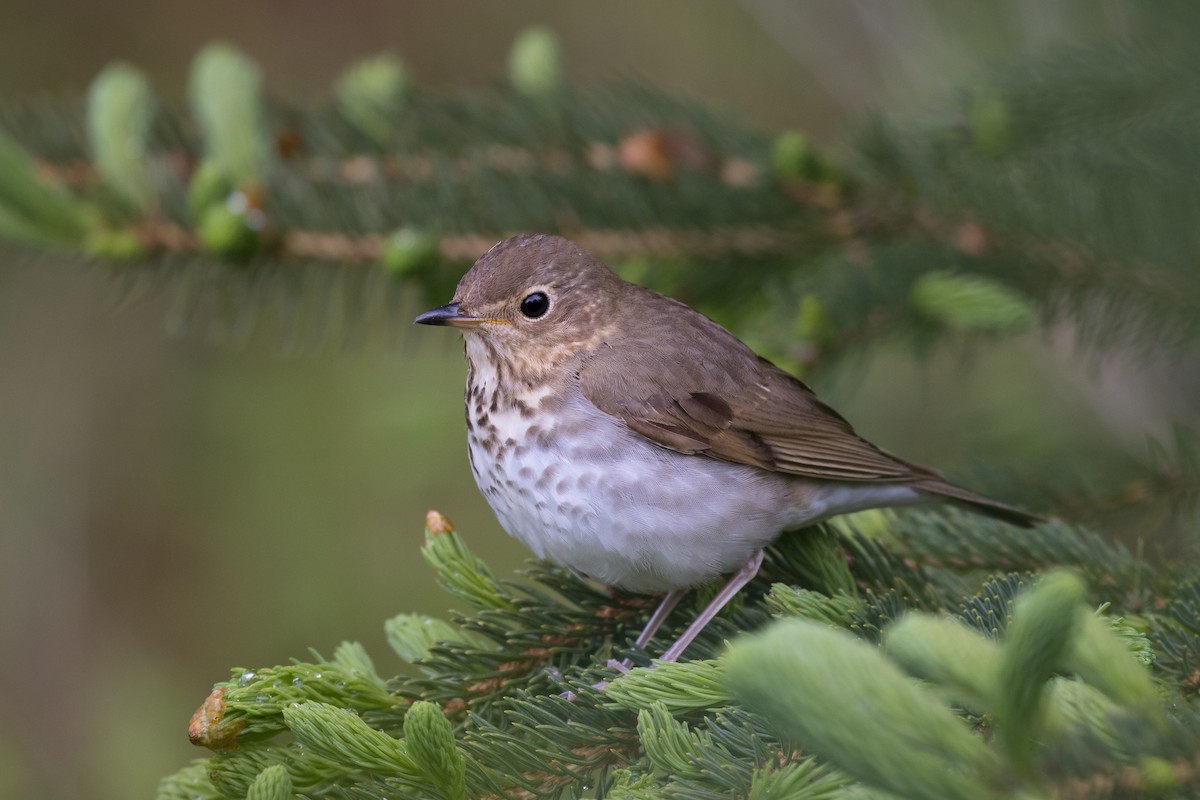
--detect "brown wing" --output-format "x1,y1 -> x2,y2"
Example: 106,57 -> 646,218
579,325 -> 933,484
578,290 -> 1040,526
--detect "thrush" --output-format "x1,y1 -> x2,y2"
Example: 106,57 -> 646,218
416,234 -> 1038,662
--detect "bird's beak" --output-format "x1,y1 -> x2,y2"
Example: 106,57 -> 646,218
413,302 -> 489,329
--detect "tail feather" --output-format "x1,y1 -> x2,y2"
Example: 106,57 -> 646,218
916,479 -> 1042,528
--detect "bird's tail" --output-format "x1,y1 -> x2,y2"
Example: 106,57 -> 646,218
916,479 -> 1042,528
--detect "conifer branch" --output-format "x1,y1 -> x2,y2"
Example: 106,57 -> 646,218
159,510 -> 1200,799
3,8 -> 1199,368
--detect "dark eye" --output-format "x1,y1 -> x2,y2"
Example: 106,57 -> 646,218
520,291 -> 550,319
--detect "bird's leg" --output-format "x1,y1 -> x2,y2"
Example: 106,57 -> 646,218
635,589 -> 687,648
607,588 -> 686,672
659,550 -> 764,663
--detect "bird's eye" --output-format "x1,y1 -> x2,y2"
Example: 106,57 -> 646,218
520,291 -> 550,319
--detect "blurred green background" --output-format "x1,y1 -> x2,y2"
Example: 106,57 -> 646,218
0,2 -> 1179,798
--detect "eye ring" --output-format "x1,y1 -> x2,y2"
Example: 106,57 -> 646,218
520,291 -> 550,319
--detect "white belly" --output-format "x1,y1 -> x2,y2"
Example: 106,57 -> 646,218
461,335 -> 923,593
469,414 -> 785,592
466,386 -> 923,593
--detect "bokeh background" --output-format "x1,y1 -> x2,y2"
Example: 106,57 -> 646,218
0,3 -> 1177,798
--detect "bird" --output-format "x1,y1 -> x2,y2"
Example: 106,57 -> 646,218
415,233 -> 1038,663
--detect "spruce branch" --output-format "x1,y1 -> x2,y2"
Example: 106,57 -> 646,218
605,661 -> 732,715
244,764 -> 291,800
155,760 -> 224,800
3,11 -> 1198,372
725,617 -> 1000,800
162,509 -> 1200,799
895,509 -> 1149,601
1148,576 -> 1200,697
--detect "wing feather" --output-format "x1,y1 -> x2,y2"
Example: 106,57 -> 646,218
574,286 -> 1038,526
579,328 -> 930,484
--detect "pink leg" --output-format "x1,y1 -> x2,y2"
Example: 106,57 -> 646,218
607,589 -> 687,672
659,550 -> 764,663
635,589 -> 686,648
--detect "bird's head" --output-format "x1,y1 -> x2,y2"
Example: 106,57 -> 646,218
415,234 -> 626,374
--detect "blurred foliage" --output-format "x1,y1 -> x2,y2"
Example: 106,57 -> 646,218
0,8 -> 1196,366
